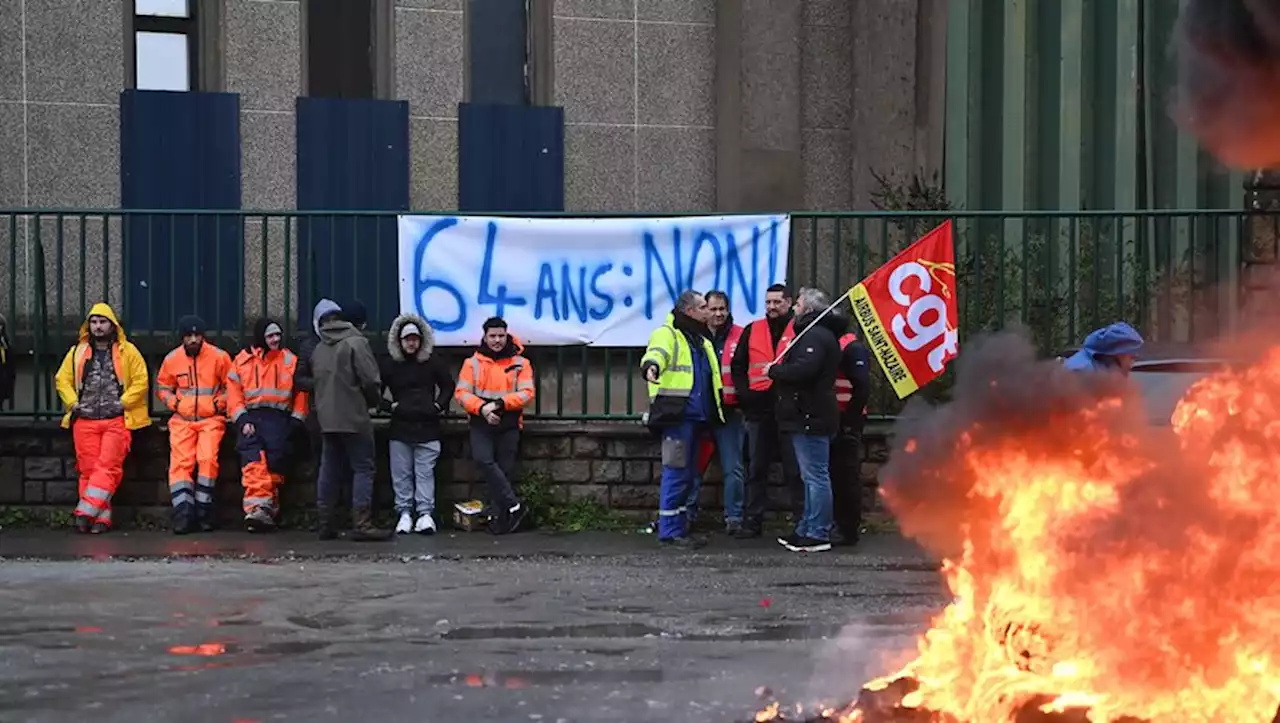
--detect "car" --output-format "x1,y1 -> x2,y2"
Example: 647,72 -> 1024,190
1056,345 -> 1232,427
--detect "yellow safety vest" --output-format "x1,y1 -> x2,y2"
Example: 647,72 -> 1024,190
640,314 -> 724,426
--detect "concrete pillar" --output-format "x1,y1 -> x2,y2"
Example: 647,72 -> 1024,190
714,0 -> 804,212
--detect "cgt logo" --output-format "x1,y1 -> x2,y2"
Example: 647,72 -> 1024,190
887,259 -> 958,373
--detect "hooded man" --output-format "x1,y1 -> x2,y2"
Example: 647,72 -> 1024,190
295,299 -> 342,458
455,316 -> 536,536
0,311 -> 14,408
640,291 -> 723,549
55,303 -> 151,534
227,317 -> 309,532
1063,322 -> 1145,375
311,299 -> 389,541
155,315 -> 234,534
765,287 -> 845,554
381,313 -> 455,535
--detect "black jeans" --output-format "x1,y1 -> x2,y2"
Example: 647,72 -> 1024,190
830,433 -> 864,539
317,431 -> 376,512
742,417 -> 803,529
470,426 -> 521,512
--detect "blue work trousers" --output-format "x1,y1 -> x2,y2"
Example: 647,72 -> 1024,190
657,421 -> 707,540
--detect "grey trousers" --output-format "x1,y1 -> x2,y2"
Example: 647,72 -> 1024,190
389,440 -> 441,515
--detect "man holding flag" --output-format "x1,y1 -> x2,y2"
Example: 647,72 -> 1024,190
765,286 -> 846,553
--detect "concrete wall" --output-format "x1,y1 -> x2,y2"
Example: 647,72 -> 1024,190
0,419 -> 890,529
0,0 -> 945,329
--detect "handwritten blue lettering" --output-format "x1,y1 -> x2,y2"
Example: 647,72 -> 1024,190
403,215 -> 788,345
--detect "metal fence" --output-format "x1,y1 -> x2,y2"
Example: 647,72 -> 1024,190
0,208 -> 1259,420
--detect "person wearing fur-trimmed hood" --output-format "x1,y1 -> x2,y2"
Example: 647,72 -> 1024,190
380,313 -> 455,535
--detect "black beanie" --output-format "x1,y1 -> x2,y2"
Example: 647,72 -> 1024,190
177,315 -> 207,336
342,299 -> 368,327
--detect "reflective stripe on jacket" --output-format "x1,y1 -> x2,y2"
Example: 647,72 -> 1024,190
834,333 -> 859,413
227,347 -> 309,422
54,302 -> 151,431
156,343 -> 234,421
641,313 -> 724,427
454,336 -> 536,429
719,324 -> 744,407
746,318 -> 795,391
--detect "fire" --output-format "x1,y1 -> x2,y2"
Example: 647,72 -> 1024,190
834,336 -> 1280,722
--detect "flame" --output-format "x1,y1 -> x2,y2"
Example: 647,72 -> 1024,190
851,343 -> 1280,721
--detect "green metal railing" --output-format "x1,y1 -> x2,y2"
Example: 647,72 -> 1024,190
0,208 -> 1259,420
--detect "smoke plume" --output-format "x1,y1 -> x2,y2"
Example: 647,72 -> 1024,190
1175,0 -> 1280,168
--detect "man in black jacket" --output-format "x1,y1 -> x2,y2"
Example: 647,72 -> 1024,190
729,284 -> 804,538
381,313 -> 454,535
765,286 -> 843,553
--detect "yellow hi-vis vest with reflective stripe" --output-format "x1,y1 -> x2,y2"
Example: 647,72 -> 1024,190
640,313 -> 724,427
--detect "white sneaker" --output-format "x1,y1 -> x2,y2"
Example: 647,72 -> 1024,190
395,512 -> 413,534
414,514 -> 437,535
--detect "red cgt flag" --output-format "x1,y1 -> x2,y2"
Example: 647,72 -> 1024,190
848,220 -> 959,399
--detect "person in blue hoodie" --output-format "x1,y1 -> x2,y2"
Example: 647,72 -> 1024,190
1063,322 -> 1144,376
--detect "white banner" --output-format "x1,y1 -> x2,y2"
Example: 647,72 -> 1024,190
397,214 -> 791,347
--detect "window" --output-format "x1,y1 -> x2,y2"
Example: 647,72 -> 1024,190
132,0 -> 198,92
306,0 -> 375,99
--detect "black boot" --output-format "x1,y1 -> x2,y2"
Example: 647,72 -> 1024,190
172,506 -> 194,536
349,508 -> 392,542
316,505 -> 338,541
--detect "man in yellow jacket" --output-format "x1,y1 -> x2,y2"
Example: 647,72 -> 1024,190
640,290 -> 723,549
55,303 -> 151,534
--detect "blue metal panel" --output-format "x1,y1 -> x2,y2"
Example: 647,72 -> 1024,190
467,0 -> 528,104
458,102 -> 564,213
120,90 -> 243,334
296,97 -> 409,331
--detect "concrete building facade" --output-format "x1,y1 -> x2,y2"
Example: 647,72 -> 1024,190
0,0 -> 945,355
0,0 -> 944,214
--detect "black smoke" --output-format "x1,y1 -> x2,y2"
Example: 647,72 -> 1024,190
1174,0 -> 1280,168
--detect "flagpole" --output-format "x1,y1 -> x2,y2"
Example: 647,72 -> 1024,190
770,287 -> 855,364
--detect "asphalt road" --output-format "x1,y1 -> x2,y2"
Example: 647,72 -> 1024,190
0,532 -> 946,723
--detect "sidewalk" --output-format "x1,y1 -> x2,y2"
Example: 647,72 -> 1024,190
0,528 -> 935,564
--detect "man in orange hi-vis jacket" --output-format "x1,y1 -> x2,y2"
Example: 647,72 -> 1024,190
226,317 -> 308,532
155,315 -> 233,535
55,303 -> 151,534
455,316 -> 536,535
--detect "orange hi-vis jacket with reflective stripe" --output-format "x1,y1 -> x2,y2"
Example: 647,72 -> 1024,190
719,324 -> 744,406
226,347 -> 309,423
454,337 -> 536,429
746,318 -> 795,392
834,333 -> 860,413
156,342 -> 234,422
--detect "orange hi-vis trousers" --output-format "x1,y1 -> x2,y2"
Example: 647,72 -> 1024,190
241,452 -> 283,517
168,417 -> 224,514
72,417 -> 132,528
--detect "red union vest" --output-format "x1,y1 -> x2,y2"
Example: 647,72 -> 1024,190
746,318 -> 796,392
834,332 -> 868,415
719,324 -> 745,406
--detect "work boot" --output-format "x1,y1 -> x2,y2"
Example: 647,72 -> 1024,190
74,515 -> 92,534
732,525 -> 762,540
89,522 -> 109,535
316,506 -> 338,541
172,507 -> 194,536
349,508 -> 392,542
244,508 -> 277,533
660,536 -> 706,550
